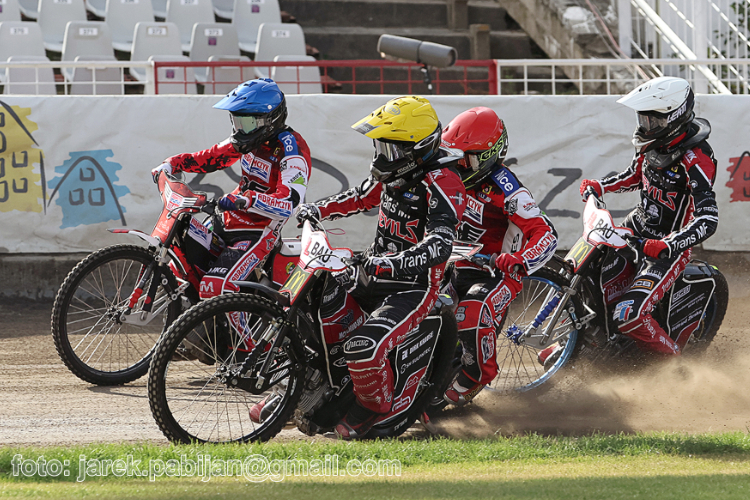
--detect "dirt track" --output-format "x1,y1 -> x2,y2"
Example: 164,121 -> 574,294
1,251 -> 748,446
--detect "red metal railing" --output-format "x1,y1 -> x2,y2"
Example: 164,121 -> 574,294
153,59 -> 498,95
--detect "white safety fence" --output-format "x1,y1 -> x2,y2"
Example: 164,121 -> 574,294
0,94 -> 747,255
494,57 -> 750,94
626,0 -> 750,93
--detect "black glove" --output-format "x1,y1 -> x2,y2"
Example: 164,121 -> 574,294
295,204 -> 320,228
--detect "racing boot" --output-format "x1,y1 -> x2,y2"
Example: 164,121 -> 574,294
537,343 -> 564,369
334,402 -> 385,440
443,372 -> 484,406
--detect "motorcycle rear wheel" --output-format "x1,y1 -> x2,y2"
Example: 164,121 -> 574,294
683,268 -> 729,355
51,244 -> 181,385
148,293 -> 303,444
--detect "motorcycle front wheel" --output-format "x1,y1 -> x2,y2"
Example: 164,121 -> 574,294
148,293 -> 303,444
51,244 -> 182,386
489,267 -> 580,394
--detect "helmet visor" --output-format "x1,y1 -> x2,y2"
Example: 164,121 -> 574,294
374,140 -> 408,162
230,114 -> 266,134
636,112 -> 669,136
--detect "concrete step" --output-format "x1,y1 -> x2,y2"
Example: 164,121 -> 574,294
302,26 -> 539,60
280,0 -> 511,31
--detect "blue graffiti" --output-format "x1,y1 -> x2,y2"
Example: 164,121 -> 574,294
47,150 -> 129,229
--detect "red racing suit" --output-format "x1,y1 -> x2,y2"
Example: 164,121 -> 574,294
597,121 -> 718,354
165,129 -> 311,297
311,154 -> 466,414
453,164 -> 558,387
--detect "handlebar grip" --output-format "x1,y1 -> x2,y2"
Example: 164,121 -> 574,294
658,250 -> 669,260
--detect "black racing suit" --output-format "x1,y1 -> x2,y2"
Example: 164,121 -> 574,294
311,150 -> 467,414
598,118 -> 718,354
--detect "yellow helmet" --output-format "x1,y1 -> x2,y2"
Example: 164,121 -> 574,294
352,96 -> 442,183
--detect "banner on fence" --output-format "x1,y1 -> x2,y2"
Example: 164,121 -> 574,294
0,94 -> 746,253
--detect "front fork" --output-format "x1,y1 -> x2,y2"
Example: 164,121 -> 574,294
507,273 -> 596,348
119,245 -> 187,326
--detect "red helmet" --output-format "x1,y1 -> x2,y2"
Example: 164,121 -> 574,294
441,107 -> 508,189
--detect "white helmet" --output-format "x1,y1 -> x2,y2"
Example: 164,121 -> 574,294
617,77 -> 695,152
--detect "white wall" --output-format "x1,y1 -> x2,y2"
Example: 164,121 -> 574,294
0,94 -> 746,253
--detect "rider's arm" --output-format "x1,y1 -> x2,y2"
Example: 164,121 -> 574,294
599,155 -> 644,194
314,176 -> 383,220
663,146 -> 719,255
499,171 -> 558,274
164,139 -> 242,174
240,131 -> 312,220
386,169 -> 466,278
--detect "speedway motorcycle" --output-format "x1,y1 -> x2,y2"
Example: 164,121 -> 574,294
147,217 -> 459,443
491,194 -> 728,391
51,172 -> 300,386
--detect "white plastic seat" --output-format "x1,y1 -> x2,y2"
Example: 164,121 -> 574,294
165,0 -> 214,52
69,54 -> 123,94
203,54 -> 250,93
254,22 -> 305,60
61,21 -> 116,81
151,0 -> 166,18
105,0 -> 155,52
211,0 -> 232,20
38,0 -> 88,52
85,0 -> 106,17
271,55 -> 321,94
130,21 -> 181,81
189,22 -> 240,83
253,22 -> 306,78
233,0 -> 280,54
145,54 -> 196,94
16,0 -> 37,19
3,55 -> 56,94
0,0 -> 21,22
0,22 -> 46,82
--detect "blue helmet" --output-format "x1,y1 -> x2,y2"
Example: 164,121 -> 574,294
214,78 -> 288,154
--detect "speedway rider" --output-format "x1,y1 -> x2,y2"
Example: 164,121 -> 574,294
578,76 -> 718,355
295,96 -> 466,439
151,78 -> 312,301
440,107 -> 558,405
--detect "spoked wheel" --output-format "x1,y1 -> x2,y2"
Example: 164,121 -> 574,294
148,293 -> 303,444
683,268 -> 729,356
51,244 -> 181,385
489,267 -> 579,395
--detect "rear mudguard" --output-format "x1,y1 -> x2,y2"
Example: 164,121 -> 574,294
231,281 -> 290,307
108,228 -> 160,248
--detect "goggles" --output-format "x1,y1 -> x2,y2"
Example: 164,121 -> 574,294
230,114 -> 267,134
374,140 -> 408,162
636,112 -> 669,135
464,134 -> 506,171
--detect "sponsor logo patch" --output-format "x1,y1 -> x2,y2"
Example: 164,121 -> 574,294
614,300 -> 634,322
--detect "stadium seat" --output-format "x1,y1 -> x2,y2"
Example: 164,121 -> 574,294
85,0 -> 106,18
3,55 -> 56,95
130,21 -> 181,82
188,22 -> 240,83
0,0 -> 21,22
145,54 -> 197,94
254,22 -> 306,61
0,22 -> 46,82
38,0 -> 88,52
203,54 -> 251,94
69,54 -> 123,94
271,55 -> 321,94
152,0 -> 167,19
16,0 -> 37,20
233,0 -> 280,54
105,0 -> 155,52
165,0 -> 214,52
253,22 -> 306,78
61,21 -> 116,81
211,0 -> 232,20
